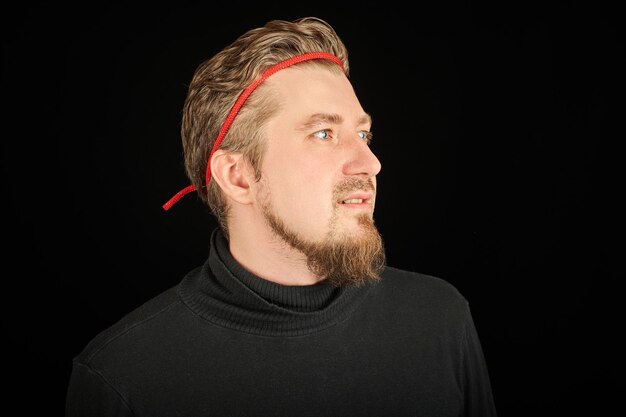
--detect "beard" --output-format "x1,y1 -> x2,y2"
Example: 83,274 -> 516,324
258,177 -> 386,288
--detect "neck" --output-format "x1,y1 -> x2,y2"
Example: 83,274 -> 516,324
227,212 -> 323,286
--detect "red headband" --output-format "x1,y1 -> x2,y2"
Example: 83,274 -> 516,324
162,51 -> 345,211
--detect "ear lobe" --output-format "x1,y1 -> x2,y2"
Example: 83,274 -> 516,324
209,150 -> 254,204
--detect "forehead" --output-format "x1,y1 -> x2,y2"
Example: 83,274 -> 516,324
263,65 -> 367,124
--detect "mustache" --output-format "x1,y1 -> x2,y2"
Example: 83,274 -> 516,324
334,177 -> 375,198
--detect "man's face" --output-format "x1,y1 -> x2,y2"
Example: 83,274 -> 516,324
251,64 -> 385,286
259,66 -> 382,240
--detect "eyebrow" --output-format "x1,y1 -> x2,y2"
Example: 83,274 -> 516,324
296,112 -> 372,131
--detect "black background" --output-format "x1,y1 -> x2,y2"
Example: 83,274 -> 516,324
1,2 -> 623,416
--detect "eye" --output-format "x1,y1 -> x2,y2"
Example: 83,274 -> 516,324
358,130 -> 373,145
312,129 -> 331,140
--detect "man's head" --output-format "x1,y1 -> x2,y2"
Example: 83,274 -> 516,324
181,17 -> 386,286
182,17 -> 349,236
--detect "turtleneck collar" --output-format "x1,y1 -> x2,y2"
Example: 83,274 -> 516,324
178,227 -> 376,336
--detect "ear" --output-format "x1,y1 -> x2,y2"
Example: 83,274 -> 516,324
209,150 -> 254,205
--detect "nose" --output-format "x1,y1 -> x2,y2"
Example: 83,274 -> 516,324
342,133 -> 382,178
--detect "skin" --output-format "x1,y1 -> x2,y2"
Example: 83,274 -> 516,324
211,65 -> 382,286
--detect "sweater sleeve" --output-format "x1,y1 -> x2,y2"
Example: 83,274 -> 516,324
461,305 -> 498,417
65,361 -> 134,417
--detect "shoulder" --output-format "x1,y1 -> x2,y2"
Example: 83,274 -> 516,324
380,265 -> 467,304
373,265 -> 470,321
73,285 -> 183,368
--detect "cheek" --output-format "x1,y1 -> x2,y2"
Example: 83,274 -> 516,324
270,156 -> 336,223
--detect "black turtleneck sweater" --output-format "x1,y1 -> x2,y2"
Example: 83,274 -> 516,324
66,228 -> 497,416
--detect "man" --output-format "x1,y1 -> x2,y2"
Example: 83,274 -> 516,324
66,17 -> 497,416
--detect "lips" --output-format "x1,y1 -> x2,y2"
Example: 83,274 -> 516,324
339,192 -> 373,205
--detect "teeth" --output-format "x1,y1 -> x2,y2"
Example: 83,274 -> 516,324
342,199 -> 363,204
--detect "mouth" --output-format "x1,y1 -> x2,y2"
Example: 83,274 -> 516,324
338,192 -> 374,208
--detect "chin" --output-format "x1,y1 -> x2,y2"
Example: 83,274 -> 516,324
335,215 -> 374,235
